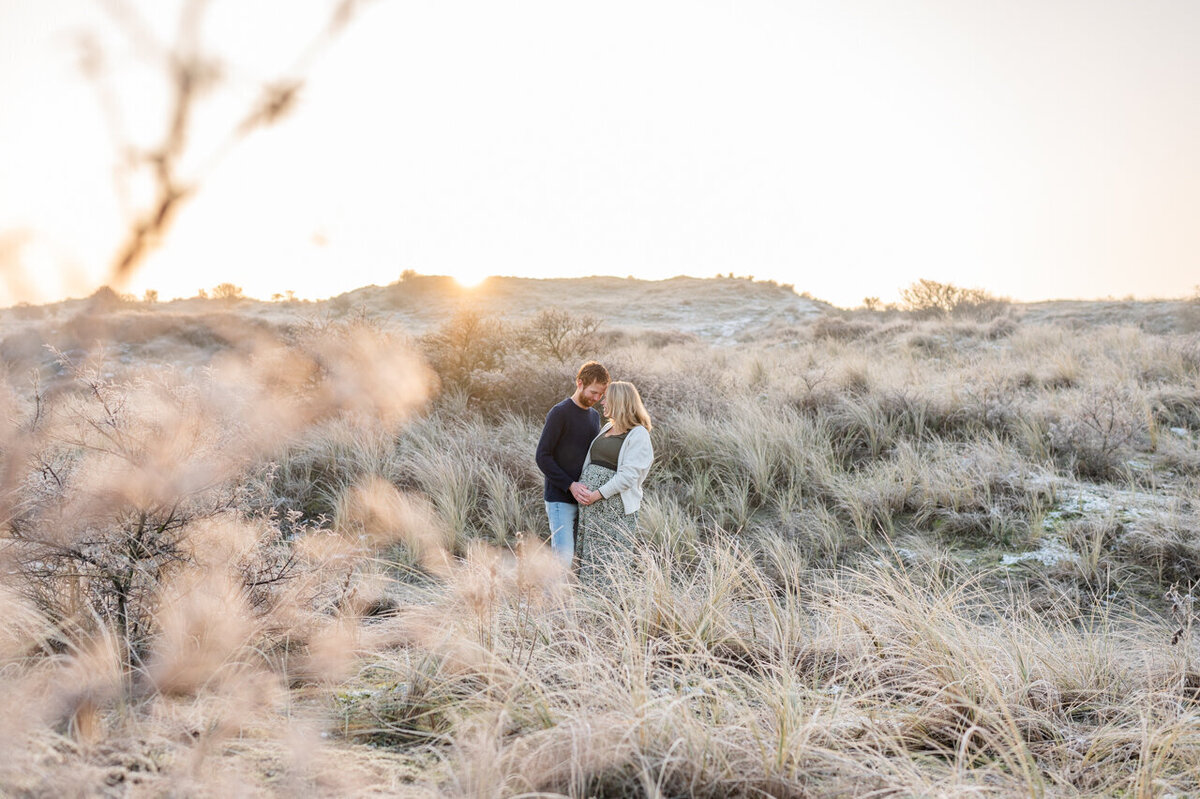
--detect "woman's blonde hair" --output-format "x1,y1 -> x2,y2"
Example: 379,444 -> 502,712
604,381 -> 652,432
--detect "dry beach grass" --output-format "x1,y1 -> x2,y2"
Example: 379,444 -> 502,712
0,277 -> 1199,796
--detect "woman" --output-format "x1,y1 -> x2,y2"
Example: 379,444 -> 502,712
575,381 -> 654,584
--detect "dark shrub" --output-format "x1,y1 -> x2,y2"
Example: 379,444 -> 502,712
1152,388 -> 1200,431
470,354 -> 577,421
421,310 -> 514,401
1046,388 -> 1147,481
811,316 -> 875,342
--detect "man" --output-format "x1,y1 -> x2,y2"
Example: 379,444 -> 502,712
535,360 -> 610,568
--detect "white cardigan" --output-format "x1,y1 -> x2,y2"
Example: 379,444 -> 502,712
581,422 -> 653,515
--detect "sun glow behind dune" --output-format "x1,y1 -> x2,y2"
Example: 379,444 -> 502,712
1,0 -> 1199,307
451,271 -> 488,289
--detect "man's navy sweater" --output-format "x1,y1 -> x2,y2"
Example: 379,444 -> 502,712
535,397 -> 601,503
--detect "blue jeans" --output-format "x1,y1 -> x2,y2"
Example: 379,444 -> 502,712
545,501 -> 578,568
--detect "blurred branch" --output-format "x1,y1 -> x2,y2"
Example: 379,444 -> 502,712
84,0 -> 372,284
96,0 -> 171,64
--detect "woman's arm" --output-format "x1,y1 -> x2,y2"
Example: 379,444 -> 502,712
598,427 -> 653,499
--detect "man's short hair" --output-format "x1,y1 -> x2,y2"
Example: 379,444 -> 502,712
577,361 -> 610,387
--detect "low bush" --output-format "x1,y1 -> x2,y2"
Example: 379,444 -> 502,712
420,309 -> 513,400
1116,510 -> 1200,585
810,315 -> 876,341
515,308 -> 602,363
422,310 -> 609,412
1151,388 -> 1200,431
900,278 -> 1011,320
1046,387 -> 1149,481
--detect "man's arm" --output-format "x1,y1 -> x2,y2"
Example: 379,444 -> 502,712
535,408 -> 576,495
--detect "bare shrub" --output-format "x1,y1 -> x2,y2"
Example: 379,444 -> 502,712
210,283 -> 245,302
0,310 -> 447,793
6,365 -> 255,654
1047,387 -> 1148,481
421,309 -> 513,401
517,309 -> 602,362
901,278 -> 1010,320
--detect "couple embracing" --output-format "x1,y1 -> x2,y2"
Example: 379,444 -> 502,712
535,361 -> 653,582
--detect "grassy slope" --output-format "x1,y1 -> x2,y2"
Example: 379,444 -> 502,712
1,278 -> 1199,796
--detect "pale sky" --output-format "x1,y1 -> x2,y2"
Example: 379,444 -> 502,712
1,0 -> 1198,308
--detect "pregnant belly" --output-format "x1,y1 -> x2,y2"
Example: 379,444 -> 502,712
580,464 -> 614,492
